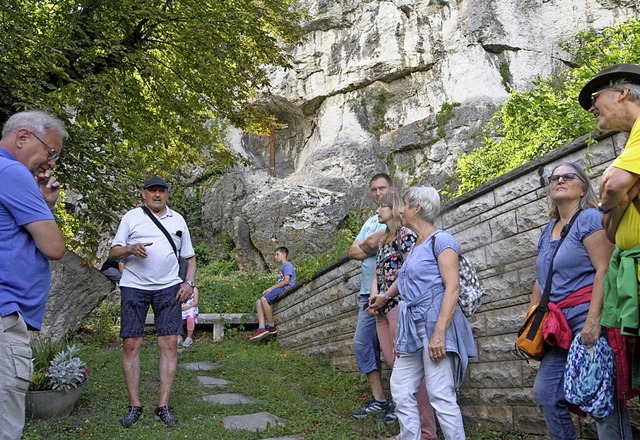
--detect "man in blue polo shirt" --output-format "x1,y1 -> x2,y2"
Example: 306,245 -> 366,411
0,110 -> 67,440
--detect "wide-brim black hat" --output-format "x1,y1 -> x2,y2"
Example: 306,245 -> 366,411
579,63 -> 640,110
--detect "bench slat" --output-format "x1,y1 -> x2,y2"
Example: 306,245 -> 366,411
145,313 -> 258,342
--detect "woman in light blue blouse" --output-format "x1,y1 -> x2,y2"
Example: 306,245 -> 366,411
370,186 -> 476,440
529,162 -> 631,439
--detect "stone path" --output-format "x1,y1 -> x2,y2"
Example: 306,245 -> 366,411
179,361 -> 302,439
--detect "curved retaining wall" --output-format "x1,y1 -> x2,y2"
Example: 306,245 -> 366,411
272,130 -> 639,437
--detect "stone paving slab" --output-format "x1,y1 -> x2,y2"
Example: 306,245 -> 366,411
179,361 -> 217,371
222,411 -> 289,431
197,376 -> 231,387
202,393 -> 258,405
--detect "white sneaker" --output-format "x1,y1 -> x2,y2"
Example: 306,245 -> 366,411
183,337 -> 193,348
177,336 -> 183,346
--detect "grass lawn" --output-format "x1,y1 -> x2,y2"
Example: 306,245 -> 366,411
23,329 -> 399,440
23,328 -> 522,440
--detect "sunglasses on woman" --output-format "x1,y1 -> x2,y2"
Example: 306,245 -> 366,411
548,173 -> 578,184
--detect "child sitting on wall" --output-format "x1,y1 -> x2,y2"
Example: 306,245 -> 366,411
250,246 -> 296,341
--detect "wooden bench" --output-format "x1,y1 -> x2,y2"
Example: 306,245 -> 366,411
145,313 -> 258,342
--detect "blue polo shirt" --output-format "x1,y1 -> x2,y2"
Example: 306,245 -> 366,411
0,147 -> 55,330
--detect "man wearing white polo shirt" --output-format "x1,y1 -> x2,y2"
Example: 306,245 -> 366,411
109,176 -> 196,428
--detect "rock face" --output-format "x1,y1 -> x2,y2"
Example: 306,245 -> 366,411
201,0 -> 640,270
37,251 -> 114,343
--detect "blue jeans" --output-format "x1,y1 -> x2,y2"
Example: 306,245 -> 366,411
534,346 -> 632,439
353,295 -> 381,374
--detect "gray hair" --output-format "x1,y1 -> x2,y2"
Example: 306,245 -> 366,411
608,79 -> 640,105
547,162 -> 599,219
403,186 -> 441,224
2,110 -> 68,140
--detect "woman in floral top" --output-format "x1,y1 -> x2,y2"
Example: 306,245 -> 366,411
369,192 -> 436,438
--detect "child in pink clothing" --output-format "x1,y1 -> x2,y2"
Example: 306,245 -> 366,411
178,286 -> 199,348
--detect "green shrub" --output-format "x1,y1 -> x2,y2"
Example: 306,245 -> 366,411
455,17 -> 640,194
76,295 -> 121,344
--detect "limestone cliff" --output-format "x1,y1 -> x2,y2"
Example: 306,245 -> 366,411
202,0 -> 640,270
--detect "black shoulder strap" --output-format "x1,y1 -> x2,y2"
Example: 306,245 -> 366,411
538,209 -> 582,310
141,206 -> 179,258
430,230 -> 441,259
525,209 -> 582,340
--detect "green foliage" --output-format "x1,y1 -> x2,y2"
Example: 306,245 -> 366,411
371,89 -> 390,135
499,61 -> 511,89
193,242 -> 214,266
436,102 -> 460,138
76,295 -> 121,345
455,17 -> 640,195
30,337 -> 71,391
293,228 -> 353,280
53,190 -> 81,251
205,258 -> 239,277
0,0 -> 306,258
197,268 -> 273,313
46,345 -> 88,391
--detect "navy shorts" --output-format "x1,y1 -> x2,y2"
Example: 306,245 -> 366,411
264,286 -> 287,304
120,284 -> 182,338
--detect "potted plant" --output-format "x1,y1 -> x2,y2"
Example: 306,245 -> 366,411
26,338 -> 88,420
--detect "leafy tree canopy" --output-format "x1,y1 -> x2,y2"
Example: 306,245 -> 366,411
455,17 -> 640,195
0,0 -> 305,258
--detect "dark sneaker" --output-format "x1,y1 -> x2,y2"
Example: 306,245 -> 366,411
373,408 -> 398,425
351,399 -> 389,419
267,325 -> 278,335
154,406 -> 178,427
250,328 -> 270,341
121,405 -> 143,428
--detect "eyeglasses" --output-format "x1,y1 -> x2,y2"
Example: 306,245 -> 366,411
549,173 -> 578,184
29,131 -> 60,161
378,204 -> 392,209
590,89 -> 611,107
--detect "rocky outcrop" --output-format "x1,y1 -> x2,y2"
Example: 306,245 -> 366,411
37,251 -> 114,343
201,0 -> 640,270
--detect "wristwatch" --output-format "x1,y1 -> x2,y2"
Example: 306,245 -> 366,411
185,280 -> 195,288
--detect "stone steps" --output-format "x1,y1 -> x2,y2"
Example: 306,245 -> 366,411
179,361 -> 299,438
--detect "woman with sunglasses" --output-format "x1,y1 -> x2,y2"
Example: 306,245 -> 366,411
367,192 -> 436,438
530,162 -> 631,439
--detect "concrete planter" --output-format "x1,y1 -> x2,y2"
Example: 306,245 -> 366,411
25,381 -> 86,420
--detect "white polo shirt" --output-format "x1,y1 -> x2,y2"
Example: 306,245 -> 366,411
112,206 -> 195,290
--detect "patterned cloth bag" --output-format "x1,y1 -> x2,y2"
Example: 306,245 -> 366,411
431,232 -> 483,316
564,333 -> 615,419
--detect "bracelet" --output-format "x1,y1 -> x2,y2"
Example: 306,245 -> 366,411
384,293 -> 391,301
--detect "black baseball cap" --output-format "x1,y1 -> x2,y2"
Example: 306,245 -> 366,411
143,176 -> 169,189
578,63 -> 640,110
